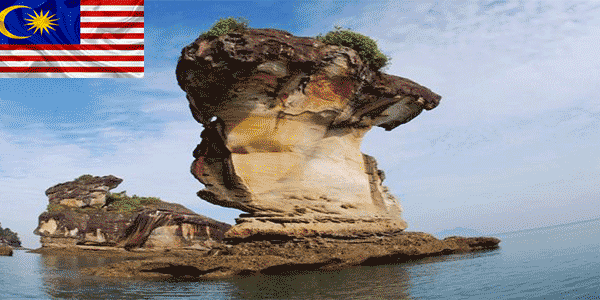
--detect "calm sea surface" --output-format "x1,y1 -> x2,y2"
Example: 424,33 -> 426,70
1,218 -> 599,299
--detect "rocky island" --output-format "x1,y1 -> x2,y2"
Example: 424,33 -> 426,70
33,19 -> 500,279
32,174 -> 230,251
0,222 -> 22,256
0,223 -> 21,248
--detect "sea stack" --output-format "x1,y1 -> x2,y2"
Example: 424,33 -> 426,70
176,28 -> 441,239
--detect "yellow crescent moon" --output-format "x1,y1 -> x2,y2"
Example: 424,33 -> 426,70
0,5 -> 32,39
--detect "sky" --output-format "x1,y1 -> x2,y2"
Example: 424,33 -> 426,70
1,0 -> 599,248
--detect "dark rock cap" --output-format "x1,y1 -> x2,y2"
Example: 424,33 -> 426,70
45,175 -> 122,198
176,28 -> 441,130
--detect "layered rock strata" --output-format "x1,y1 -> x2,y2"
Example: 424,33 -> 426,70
34,175 -> 231,249
176,28 -> 442,239
45,175 -> 122,208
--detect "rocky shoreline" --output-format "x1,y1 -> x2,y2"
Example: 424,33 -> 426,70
78,232 -> 500,280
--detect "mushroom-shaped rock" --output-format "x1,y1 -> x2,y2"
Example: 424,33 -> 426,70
176,28 -> 441,239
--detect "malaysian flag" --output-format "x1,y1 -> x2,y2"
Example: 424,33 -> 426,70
0,0 -> 144,78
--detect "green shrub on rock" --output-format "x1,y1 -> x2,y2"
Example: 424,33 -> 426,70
47,203 -> 62,212
75,174 -> 95,184
106,192 -> 163,213
317,27 -> 389,70
201,17 -> 249,38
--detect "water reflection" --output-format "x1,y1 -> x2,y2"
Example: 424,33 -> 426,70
38,253 -> 136,299
36,252 -> 236,299
4,221 -> 598,299
31,248 -> 502,299
225,264 -> 412,299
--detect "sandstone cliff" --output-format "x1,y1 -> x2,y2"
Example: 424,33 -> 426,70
176,26 -> 441,239
34,175 -> 231,250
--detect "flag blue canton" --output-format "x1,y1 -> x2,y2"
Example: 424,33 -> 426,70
0,0 -> 80,45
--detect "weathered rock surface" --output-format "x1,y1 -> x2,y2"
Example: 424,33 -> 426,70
0,244 -> 13,256
0,222 -> 22,248
176,28 -> 442,239
45,174 -> 122,208
34,175 -> 231,249
84,233 -> 500,279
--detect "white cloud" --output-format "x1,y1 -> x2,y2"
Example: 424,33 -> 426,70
307,0 -> 600,122
141,98 -> 188,113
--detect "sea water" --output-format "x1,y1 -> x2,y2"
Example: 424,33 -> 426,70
1,218 -> 599,299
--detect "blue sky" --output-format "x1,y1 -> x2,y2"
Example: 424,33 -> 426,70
1,0 -> 599,248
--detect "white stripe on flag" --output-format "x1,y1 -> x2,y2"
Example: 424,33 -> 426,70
80,28 -> 144,34
80,5 -> 144,11
0,73 -> 144,78
0,50 -> 144,56
81,39 -> 144,45
0,61 -> 144,67
80,17 -> 144,22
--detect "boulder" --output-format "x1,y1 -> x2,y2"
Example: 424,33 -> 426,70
0,245 -> 12,256
45,175 -> 122,208
176,28 -> 441,239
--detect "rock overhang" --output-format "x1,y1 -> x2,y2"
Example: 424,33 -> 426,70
176,28 -> 441,131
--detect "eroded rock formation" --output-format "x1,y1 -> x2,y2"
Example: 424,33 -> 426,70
34,175 -> 231,249
176,28 -> 441,239
0,245 -> 12,256
45,175 -> 122,208
0,222 -> 21,248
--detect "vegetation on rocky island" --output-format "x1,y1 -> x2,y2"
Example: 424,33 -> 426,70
0,223 -> 21,247
75,174 -> 96,184
105,191 -> 162,213
201,17 -> 249,38
46,191 -> 163,214
317,27 -> 389,70
200,18 -> 389,70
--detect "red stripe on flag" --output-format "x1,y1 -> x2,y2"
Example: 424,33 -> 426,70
80,0 -> 144,5
80,33 -> 144,39
0,67 -> 144,73
0,56 -> 144,61
0,45 -> 143,50
81,22 -> 144,28
81,11 -> 144,17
